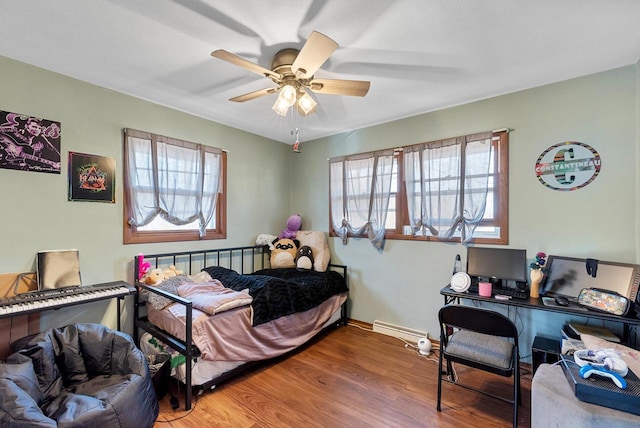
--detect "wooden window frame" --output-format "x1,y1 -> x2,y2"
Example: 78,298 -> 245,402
330,130 -> 509,245
123,131 -> 227,244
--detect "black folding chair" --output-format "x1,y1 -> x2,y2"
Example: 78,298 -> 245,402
437,304 -> 521,427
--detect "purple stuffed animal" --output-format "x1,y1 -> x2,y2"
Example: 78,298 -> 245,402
279,214 -> 302,239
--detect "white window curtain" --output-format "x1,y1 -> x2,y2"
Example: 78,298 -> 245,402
403,132 -> 492,243
125,129 -> 222,237
330,150 -> 395,249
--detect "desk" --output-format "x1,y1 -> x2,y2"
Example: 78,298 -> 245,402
440,285 -> 640,342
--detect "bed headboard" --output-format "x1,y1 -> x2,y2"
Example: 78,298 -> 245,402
134,245 -> 269,283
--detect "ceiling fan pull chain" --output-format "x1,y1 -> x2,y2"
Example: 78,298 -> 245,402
293,127 -> 301,153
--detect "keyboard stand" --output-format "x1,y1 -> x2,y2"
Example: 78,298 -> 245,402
0,281 -> 135,330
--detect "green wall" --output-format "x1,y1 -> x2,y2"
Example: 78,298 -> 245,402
293,65 -> 639,348
1,53 -> 638,353
0,55 -> 292,332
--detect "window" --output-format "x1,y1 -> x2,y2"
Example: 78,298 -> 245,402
330,130 -> 508,245
123,128 -> 226,244
330,150 -> 395,249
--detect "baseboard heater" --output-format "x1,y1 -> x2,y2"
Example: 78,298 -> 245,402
372,320 -> 427,342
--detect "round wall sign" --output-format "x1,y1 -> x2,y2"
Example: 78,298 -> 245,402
534,141 -> 601,191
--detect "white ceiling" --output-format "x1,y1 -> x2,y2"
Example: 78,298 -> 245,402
1,1 -> 639,144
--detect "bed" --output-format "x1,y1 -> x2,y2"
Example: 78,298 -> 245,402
132,244 -> 348,410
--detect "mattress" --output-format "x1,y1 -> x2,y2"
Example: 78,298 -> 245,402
142,292 -> 346,386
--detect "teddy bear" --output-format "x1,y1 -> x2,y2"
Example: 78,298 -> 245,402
143,268 -> 165,286
279,214 -> 302,239
162,265 -> 183,278
270,238 -> 300,268
295,245 -> 314,270
256,233 -> 278,250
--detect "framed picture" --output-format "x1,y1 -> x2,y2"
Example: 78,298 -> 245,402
68,152 -> 116,203
0,110 -> 62,174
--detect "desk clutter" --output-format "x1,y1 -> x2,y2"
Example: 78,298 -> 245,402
533,333 -> 640,417
560,353 -> 640,415
450,247 -> 531,300
550,330 -> 640,416
467,283 -> 529,300
532,328 -> 640,426
450,248 -> 640,313
532,364 -> 640,428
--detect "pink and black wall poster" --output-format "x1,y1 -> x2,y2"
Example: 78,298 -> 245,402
0,110 -> 61,174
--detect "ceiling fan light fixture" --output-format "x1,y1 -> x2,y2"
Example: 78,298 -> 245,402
280,84 -> 297,107
297,91 -> 317,115
212,30 -> 370,120
272,95 -> 291,116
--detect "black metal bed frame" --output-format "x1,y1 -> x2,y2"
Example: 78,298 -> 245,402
133,245 -> 348,410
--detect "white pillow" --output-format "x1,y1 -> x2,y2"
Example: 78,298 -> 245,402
296,231 -> 330,272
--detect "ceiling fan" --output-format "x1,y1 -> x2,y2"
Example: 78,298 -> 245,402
211,31 -> 371,116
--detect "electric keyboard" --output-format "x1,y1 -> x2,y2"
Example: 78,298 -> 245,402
0,281 -> 135,318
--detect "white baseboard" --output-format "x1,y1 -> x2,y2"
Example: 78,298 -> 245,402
372,320 -> 427,343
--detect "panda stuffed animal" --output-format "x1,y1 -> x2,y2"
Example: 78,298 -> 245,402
295,245 -> 314,270
270,238 -> 300,268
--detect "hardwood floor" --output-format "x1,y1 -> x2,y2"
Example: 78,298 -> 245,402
154,323 -> 532,427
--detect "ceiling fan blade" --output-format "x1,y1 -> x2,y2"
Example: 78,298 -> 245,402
229,87 -> 278,102
211,49 -> 281,80
291,31 -> 338,79
309,78 -> 370,97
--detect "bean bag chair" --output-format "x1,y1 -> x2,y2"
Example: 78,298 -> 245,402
0,323 -> 158,428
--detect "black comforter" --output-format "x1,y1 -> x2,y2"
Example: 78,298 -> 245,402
202,266 -> 348,326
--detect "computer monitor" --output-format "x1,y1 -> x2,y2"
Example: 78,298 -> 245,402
541,255 -> 640,301
466,247 -> 528,286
